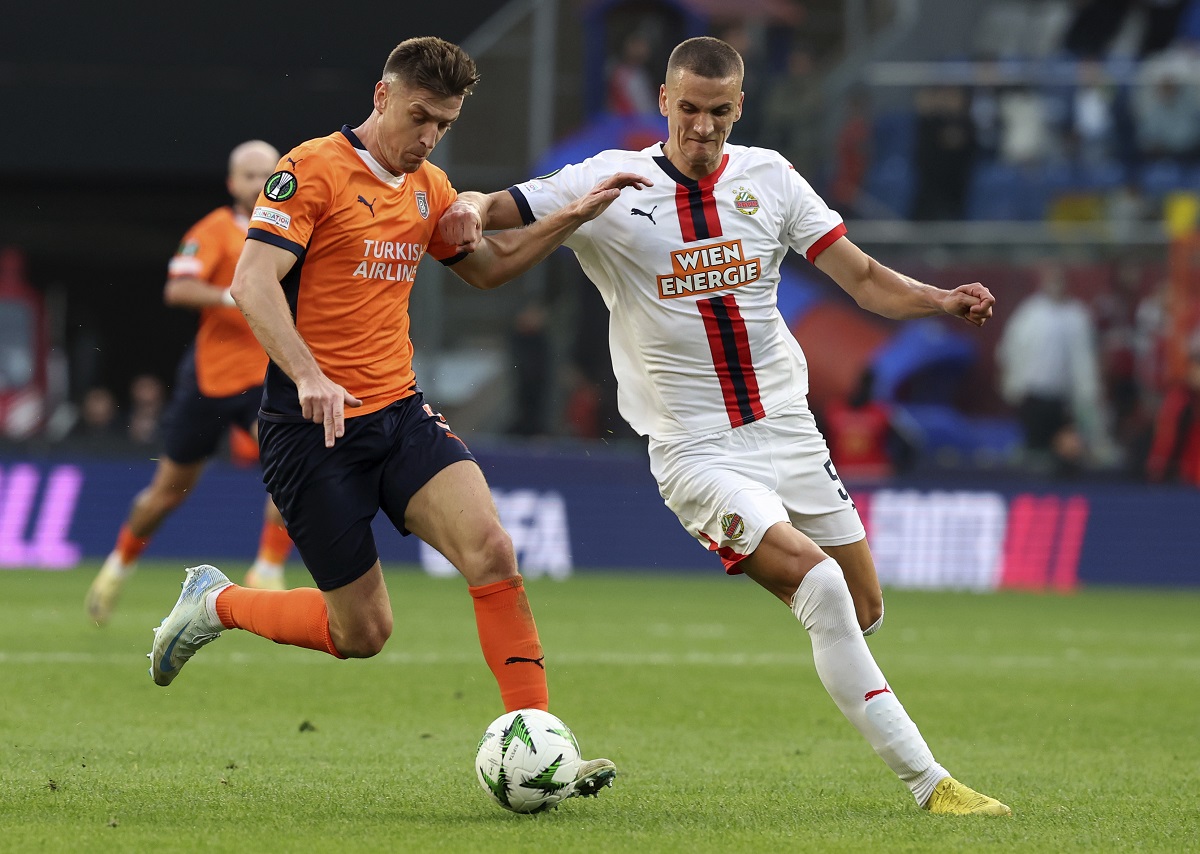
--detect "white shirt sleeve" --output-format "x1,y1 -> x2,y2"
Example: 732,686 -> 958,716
509,160 -> 598,224
780,158 -> 846,264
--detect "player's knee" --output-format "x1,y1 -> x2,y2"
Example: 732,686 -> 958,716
335,614 -> 393,659
460,525 -> 519,586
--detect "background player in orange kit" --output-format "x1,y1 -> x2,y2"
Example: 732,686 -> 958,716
146,37 -> 650,802
85,140 -> 295,625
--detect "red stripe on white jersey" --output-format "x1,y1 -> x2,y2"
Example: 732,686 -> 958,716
805,222 -> 847,264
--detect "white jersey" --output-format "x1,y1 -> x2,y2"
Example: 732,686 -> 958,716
509,142 -> 845,440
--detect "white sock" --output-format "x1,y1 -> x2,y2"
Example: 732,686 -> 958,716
249,559 -> 284,579
863,604 -> 884,637
103,550 -> 136,579
792,559 -> 947,805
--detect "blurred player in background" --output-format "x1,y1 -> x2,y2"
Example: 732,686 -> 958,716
147,37 -> 647,801
85,140 -> 294,625
468,36 -> 1011,816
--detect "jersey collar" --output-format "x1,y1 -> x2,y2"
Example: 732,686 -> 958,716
341,125 -> 408,189
652,144 -> 729,189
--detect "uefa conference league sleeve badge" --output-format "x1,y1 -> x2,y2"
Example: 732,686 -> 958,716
264,170 -> 298,202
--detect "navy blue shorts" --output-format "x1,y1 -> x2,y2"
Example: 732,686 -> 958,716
160,346 -> 262,465
258,392 -> 476,591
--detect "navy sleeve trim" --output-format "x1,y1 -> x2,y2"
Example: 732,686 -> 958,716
438,251 -> 469,266
247,227 -> 306,258
507,186 -> 536,226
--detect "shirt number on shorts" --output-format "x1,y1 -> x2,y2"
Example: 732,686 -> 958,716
824,458 -> 850,502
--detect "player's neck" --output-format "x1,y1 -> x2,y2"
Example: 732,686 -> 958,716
350,117 -> 398,177
661,143 -> 723,181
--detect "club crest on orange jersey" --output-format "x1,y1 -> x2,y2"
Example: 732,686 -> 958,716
415,191 -> 429,219
733,187 -> 759,216
264,171 -> 297,202
719,512 -> 745,540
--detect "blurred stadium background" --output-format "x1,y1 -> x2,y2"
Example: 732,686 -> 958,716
3,0 -> 1200,589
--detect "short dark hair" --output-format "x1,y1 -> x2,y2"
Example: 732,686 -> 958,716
383,37 -> 481,97
666,37 -> 744,83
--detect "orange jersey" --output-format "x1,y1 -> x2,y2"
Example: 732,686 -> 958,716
246,127 -> 462,421
167,207 -> 269,397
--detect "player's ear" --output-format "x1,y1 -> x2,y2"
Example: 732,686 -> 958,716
659,83 -> 668,117
734,91 -> 744,122
373,80 -> 389,115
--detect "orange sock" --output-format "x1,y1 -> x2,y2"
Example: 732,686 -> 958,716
115,525 -> 150,563
215,586 -> 342,658
470,576 -> 549,712
256,520 -> 293,565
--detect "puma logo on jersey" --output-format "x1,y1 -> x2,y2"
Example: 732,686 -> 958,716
286,157 -> 303,169
357,195 -> 377,217
631,205 -> 658,225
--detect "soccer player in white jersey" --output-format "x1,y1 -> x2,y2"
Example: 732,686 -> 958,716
441,36 -> 1010,815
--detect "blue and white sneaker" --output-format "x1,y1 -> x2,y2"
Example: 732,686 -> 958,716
148,565 -> 233,687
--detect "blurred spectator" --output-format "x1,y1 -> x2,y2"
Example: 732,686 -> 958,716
1133,277 -> 1172,399
62,386 -> 125,453
827,87 -> 873,218
127,373 -> 165,446
1068,60 -> 1121,163
1107,180 -> 1153,236
997,85 -> 1055,165
564,277 -> 633,441
1133,69 -> 1200,161
912,85 -> 975,220
1093,262 -> 1157,462
1145,328 -> 1200,483
760,45 -> 826,182
822,367 -> 914,481
606,31 -> 658,116
969,64 -> 1004,161
507,302 -> 551,437
996,266 -> 1110,474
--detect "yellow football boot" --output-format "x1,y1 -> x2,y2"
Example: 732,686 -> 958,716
924,777 -> 1012,816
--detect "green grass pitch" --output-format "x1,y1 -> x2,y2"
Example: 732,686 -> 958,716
1,563 -> 1197,852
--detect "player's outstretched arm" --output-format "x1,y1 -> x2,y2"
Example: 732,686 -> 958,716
446,172 -> 652,290
230,241 -> 361,447
163,276 -> 239,310
814,237 -> 995,326
437,190 -> 533,249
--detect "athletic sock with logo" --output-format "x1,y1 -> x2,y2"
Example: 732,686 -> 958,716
469,576 -> 549,713
792,558 -> 947,805
214,586 -> 342,657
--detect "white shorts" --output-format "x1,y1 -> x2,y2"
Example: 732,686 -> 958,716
648,397 -> 865,573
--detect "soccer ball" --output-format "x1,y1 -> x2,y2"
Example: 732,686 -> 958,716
475,708 -> 582,813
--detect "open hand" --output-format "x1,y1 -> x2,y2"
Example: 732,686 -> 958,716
570,172 -> 654,223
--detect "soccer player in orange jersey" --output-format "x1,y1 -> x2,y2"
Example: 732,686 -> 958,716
85,141 -> 296,625
146,37 -> 649,802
